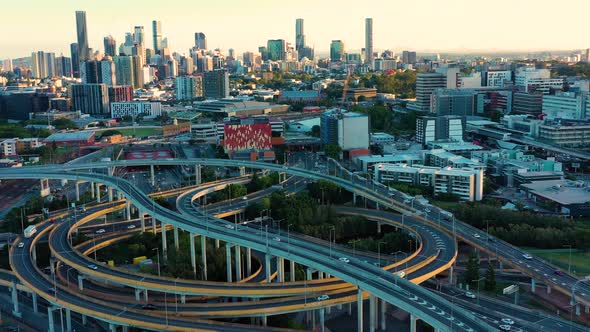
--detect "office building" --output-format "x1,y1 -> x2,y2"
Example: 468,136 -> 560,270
515,68 -> 563,94
485,70 -> 512,88
31,51 -> 47,78
110,101 -> 162,118
267,39 -> 286,61
175,76 -> 203,101
55,56 -> 72,77
103,35 -> 116,57
374,58 -> 397,71
402,51 -> 417,64
132,56 -> 144,89
81,60 -> 116,85
542,92 -> 588,120
75,11 -> 90,61
296,18 -> 305,51
203,70 -> 230,99
365,18 -> 374,69
416,115 -> 464,145
321,109 -> 369,151
133,26 -> 145,46
194,32 -> 207,50
152,20 -> 162,54
108,86 -> 133,103
430,89 -> 482,116
71,84 -> 110,116
330,40 -> 345,62
0,92 -> 51,120
513,92 -> 543,115
521,180 -> 590,217
457,72 -> 482,88
70,43 -> 80,78
193,100 -> 288,118
538,120 -> 590,147
113,56 -> 134,87
374,164 -> 484,201
409,73 -> 447,112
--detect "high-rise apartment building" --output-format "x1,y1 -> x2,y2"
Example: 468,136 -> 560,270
70,43 -> 80,78
330,40 -> 345,62
55,56 -> 72,77
30,52 -> 55,78
71,84 -> 110,115
365,18 -> 374,69
103,36 -> 116,57
409,73 -> 447,111
152,21 -> 162,54
402,51 -> 417,64
267,40 -> 286,61
113,56 -> 134,87
203,70 -> 230,99
416,115 -> 464,145
75,11 -> 90,61
296,18 -> 305,51
175,76 -> 203,100
194,32 -> 207,50
81,60 -> 116,85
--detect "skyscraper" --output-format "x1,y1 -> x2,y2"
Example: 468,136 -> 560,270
75,11 -> 90,61
365,18 -> 374,69
267,39 -> 286,61
296,18 -> 305,51
330,40 -> 345,62
175,76 -> 203,100
70,43 -> 80,78
71,84 -> 110,115
104,36 -> 117,57
204,70 -> 229,99
194,32 -> 207,50
152,21 -> 162,54
114,56 -> 134,87
134,26 -> 145,46
55,56 -> 72,77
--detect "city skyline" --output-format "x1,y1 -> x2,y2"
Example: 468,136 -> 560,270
2,0 -> 590,59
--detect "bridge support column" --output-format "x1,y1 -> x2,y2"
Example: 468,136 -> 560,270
190,233 -> 197,279
151,216 -> 157,234
261,315 -> 267,326
575,304 -> 581,316
174,226 -> 179,250
75,182 -> 80,201
78,275 -> 84,291
90,182 -> 95,199
235,245 -> 242,281
50,259 -> 55,276
265,254 -> 272,283
109,323 -> 117,332
318,307 -> 325,332
181,295 -> 186,304
108,187 -> 113,202
531,278 -> 536,293
96,183 -> 101,203
139,212 -> 145,233
584,305 -> 589,314
32,292 -> 38,313
246,247 -> 252,276
135,289 -> 141,302
215,239 -> 220,249
201,236 -> 208,280
499,261 -> 503,272
277,257 -> 284,282
348,302 -> 352,316
410,314 -> 418,332
48,307 -> 56,332
150,165 -> 155,186
357,288 -> 363,332
290,260 -> 296,282
11,281 -> 20,317
377,222 -> 382,234
449,266 -> 454,284
226,243 -> 233,282
546,285 -> 551,294
82,315 -> 87,326
161,222 -> 168,260
195,165 -> 201,185
32,247 -> 37,263
369,294 -> 376,332
353,192 -> 357,205
126,201 -> 131,220
143,289 -> 148,302
65,308 -> 72,332
239,166 -> 246,176
380,299 -> 386,330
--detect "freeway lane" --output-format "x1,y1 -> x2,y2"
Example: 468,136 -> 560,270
1,167 -> 493,331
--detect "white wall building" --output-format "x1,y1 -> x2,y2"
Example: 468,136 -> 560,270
486,70 -> 512,88
110,102 -> 162,118
338,113 -> 370,150
515,68 -> 563,94
542,92 -> 587,120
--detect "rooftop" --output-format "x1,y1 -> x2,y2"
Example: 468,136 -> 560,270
522,180 -> 590,205
45,131 -> 94,141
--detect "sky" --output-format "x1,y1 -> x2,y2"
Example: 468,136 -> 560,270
2,0 -> 590,59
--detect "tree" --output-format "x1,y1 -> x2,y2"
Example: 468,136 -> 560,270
484,263 -> 496,291
463,250 -> 480,288
324,144 -> 342,160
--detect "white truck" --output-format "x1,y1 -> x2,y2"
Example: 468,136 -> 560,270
24,225 -> 37,238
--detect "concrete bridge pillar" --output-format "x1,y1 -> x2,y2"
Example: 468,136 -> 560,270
290,260 -> 296,282
575,304 -> 581,316
32,292 -> 38,314
90,182 -> 95,199
449,266 -> 454,285
108,187 -> 113,202
246,247 -> 252,277
151,215 -> 157,235
215,239 -> 220,249
265,254 -> 272,283
201,236 -> 208,280
531,278 -> 536,293
377,222 -> 382,234
261,315 -> 267,326
65,308 -> 72,332
369,294 -> 376,332
195,164 -> 201,185
150,165 -> 155,186
380,299 -> 386,330
239,166 -> 246,176
318,307 -> 325,332
547,285 -> 551,294
75,182 -> 80,201
139,212 -> 145,233
48,307 -> 56,332
82,315 -> 87,326
190,233 -> 197,279
161,222 -> 168,260
10,281 -> 20,317
135,289 -> 141,302
126,201 -> 131,220
96,183 -> 101,203
143,289 -> 148,302
410,314 -> 418,332
226,243 -> 233,282
78,275 -> 84,291
174,226 -> 179,250
181,295 -> 186,304
357,288 -> 364,332
109,323 -> 117,332
277,257 -> 284,283
235,245 -> 242,282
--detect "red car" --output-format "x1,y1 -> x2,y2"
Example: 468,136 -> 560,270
554,270 -> 564,276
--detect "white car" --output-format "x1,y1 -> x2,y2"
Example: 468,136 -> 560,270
273,237 -> 281,242
242,196 -> 248,200
96,229 -> 106,234
17,242 -> 24,248
473,234 -> 481,238
317,294 -> 330,301
87,264 -> 98,270
498,325 -> 511,331
501,318 -> 514,325
465,292 -> 476,299
339,257 -> 350,263
224,224 -> 235,230
522,254 -> 532,260
127,225 -> 136,229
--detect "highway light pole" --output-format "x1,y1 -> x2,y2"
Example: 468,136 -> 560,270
563,244 -> 572,274
472,277 -> 485,306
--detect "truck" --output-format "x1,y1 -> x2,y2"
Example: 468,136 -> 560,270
24,225 -> 37,238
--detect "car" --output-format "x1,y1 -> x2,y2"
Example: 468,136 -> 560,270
487,237 -> 496,242
317,294 -> 330,301
522,254 -> 532,260
242,196 -> 248,200
498,325 -> 511,331
95,229 -> 106,234
127,225 -> 136,229
17,242 -> 24,248
473,234 -> 481,238
49,219 -> 56,224
87,264 -> 98,270
273,237 -> 281,242
224,224 -> 235,230
465,292 -> 476,299
339,257 -> 350,263
142,303 -> 157,310
554,270 -> 564,276
501,318 -> 514,325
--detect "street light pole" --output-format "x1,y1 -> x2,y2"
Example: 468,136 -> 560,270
563,244 -> 572,274
472,277 -> 485,306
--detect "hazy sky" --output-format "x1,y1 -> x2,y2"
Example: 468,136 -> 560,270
2,0 -> 589,59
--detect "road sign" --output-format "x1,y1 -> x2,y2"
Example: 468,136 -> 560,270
503,284 -> 519,295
